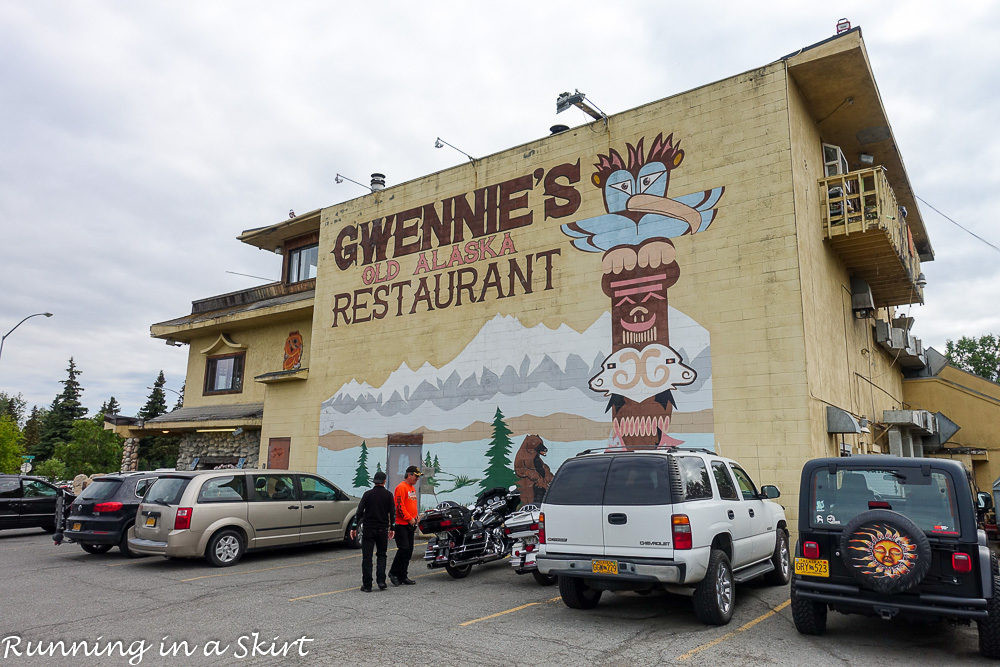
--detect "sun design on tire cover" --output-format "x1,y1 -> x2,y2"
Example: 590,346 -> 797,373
847,524 -> 918,578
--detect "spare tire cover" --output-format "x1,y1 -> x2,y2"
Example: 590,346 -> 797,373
839,509 -> 932,594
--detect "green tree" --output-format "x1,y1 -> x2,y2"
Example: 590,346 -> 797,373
0,415 -> 24,474
480,407 -> 518,492
946,334 -> 1000,383
138,371 -> 169,420
0,392 -> 27,427
22,406 -> 45,457
34,358 -> 88,460
135,372 -> 179,470
33,458 -> 67,482
423,451 -> 439,495
53,419 -> 123,477
98,396 -> 121,419
353,441 -> 371,488
174,383 -> 185,410
375,461 -> 383,475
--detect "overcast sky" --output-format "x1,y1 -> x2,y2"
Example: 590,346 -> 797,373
1,1 -> 998,418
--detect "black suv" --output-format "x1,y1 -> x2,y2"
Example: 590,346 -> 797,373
0,475 -> 74,533
64,472 -> 163,556
791,456 -> 1000,658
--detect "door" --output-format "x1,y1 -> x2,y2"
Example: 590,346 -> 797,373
247,473 -> 301,548
711,460 -> 753,567
603,455 -> 674,558
387,434 -> 422,502
297,474 -> 351,543
730,465 -> 771,561
267,438 -> 290,470
0,478 -> 21,529
540,456 -> 612,557
19,479 -> 59,528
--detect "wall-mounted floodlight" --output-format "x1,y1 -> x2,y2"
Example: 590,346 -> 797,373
859,153 -> 874,165
434,137 -> 476,163
335,173 -> 375,193
556,89 -> 607,122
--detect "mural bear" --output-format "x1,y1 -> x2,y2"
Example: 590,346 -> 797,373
514,434 -> 553,505
562,132 -> 724,449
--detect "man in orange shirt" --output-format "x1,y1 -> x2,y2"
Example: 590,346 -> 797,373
389,465 -> 421,586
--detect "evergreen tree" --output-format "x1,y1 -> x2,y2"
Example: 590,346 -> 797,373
138,371 -> 169,420
353,441 -> 371,488
480,407 -> 518,492
174,383 -> 185,410
423,451 -> 438,495
102,396 -> 122,416
375,461 -> 383,474
0,415 -> 24,474
0,392 -> 27,427
34,358 -> 87,460
22,406 -> 45,456
53,419 -> 123,477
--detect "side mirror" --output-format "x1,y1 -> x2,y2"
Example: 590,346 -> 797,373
760,485 -> 781,500
979,492 -> 994,511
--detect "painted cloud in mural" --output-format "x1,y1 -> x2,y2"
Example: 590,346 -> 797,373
319,310 -> 711,440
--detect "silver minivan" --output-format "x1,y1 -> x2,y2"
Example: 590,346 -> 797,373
129,470 -> 360,566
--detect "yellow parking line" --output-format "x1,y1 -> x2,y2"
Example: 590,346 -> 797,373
288,567 -> 447,601
675,599 -> 790,662
460,596 -> 562,626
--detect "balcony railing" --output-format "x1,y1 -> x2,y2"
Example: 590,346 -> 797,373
820,166 -> 923,307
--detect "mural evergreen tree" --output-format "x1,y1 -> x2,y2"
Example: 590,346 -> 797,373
480,407 -> 518,492
375,461 -> 383,474
353,440 -> 370,488
423,451 -> 439,495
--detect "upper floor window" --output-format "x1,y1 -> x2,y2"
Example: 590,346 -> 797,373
205,353 -> 245,394
287,244 -> 318,283
823,143 -> 849,176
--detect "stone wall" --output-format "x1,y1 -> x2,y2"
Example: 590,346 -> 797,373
176,430 -> 261,470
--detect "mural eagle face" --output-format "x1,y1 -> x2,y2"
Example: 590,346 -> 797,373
847,524 -> 918,578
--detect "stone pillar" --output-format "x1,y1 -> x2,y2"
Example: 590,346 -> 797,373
888,428 -> 903,457
120,437 -> 140,472
912,436 -> 924,458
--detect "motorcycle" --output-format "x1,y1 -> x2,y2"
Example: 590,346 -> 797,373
420,485 -> 521,579
503,504 -> 557,586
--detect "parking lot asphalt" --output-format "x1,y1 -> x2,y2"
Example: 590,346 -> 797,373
0,528 -> 992,666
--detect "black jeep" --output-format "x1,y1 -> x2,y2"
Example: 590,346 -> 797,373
791,456 -> 1000,658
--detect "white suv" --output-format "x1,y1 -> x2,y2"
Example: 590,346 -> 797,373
536,448 -> 789,625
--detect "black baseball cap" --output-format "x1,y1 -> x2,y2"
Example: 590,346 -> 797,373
406,465 -> 423,476
373,471 -> 387,484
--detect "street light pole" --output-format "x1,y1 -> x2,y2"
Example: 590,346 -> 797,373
0,312 -> 54,365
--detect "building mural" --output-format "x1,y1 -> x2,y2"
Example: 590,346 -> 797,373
317,132 -> 720,506
283,331 -> 303,370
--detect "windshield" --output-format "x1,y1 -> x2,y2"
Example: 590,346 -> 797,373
78,479 -> 122,501
144,477 -> 190,506
809,468 -> 960,535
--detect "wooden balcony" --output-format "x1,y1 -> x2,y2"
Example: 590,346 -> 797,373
820,167 -> 923,307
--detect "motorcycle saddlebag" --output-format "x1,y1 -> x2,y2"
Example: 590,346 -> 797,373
418,505 -> 470,533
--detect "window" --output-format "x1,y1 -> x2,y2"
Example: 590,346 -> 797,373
604,456 -> 672,506
251,474 -> 296,502
198,475 -> 247,503
730,466 -> 760,501
145,477 -> 190,506
711,461 -> 739,501
287,244 -> 318,283
79,479 -> 122,500
300,476 -> 342,501
22,480 -> 57,498
677,457 -> 713,501
543,457 -> 611,506
205,353 -> 245,394
823,143 -> 849,176
0,479 -> 19,498
135,477 -> 157,498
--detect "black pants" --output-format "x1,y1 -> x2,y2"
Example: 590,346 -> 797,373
361,526 -> 389,587
389,524 -> 415,580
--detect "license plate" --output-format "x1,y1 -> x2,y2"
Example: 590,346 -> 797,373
794,558 -> 829,577
72,522 -> 81,531
592,559 -> 618,575
145,516 -> 157,527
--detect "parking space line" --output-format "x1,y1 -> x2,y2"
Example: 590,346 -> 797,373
288,567 -> 448,601
460,596 -> 562,626
181,552 -> 363,582
674,599 -> 790,662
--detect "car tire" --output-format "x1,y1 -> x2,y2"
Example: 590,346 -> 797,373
979,554 -> 1000,658
791,585 -> 827,635
41,524 -> 56,534
344,516 -> 361,549
763,529 -> 791,585
80,543 -> 113,555
559,575 -> 602,609
532,570 -> 557,586
693,549 -> 734,625
206,529 -> 245,567
445,563 -> 473,579
839,509 -> 932,594
119,528 -> 144,558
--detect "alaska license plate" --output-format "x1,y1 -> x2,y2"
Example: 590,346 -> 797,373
592,559 -> 618,575
72,522 -> 81,531
145,516 -> 157,527
794,557 -> 829,577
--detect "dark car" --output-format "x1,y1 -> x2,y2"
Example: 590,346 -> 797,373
791,456 -> 1000,658
64,472 -> 164,556
0,475 -> 75,533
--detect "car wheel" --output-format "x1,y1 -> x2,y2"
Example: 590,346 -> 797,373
979,554 -> 1000,658
206,529 -> 245,567
791,585 -> 827,635
531,570 -> 557,586
839,509 -> 932,594
80,543 -> 113,555
344,516 -> 361,549
693,549 -> 734,625
559,575 -> 602,609
764,529 -> 791,585
119,528 -> 144,558
445,563 -> 473,579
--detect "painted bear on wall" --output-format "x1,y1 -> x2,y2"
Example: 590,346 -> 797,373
514,434 -> 553,505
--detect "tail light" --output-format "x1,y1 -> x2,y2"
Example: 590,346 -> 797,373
174,507 -> 193,530
952,552 -> 972,573
538,512 -> 546,544
93,502 -> 124,513
503,527 -> 511,535
803,541 -> 820,560
672,514 -> 692,550
525,543 -> 535,552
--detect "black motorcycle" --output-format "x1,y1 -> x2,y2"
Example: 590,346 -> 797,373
419,485 -> 521,579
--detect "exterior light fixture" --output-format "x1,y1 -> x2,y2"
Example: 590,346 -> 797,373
859,153 -> 874,165
434,137 -> 476,163
915,273 -> 927,289
0,312 -> 54,366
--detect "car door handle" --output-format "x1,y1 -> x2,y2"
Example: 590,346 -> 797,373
303,505 -> 314,509
728,510 -> 735,520
748,509 -> 755,518
607,513 -> 627,525
288,506 -> 300,510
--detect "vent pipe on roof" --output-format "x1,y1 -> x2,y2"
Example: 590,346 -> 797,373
371,173 -> 385,191
550,124 -> 570,135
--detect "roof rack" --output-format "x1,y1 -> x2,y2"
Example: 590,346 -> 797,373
575,445 -> 717,457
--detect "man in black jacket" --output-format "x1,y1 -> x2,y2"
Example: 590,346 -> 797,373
352,471 -> 396,592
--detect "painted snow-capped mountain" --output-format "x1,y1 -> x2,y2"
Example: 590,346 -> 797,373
319,310 -> 711,439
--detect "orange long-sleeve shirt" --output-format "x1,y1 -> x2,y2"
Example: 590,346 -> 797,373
394,480 -> 418,525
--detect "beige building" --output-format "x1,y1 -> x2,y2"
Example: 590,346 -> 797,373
112,28 -> 994,523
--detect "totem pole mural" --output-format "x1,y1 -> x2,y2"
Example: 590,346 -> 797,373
561,133 -> 724,450
283,331 -> 304,370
